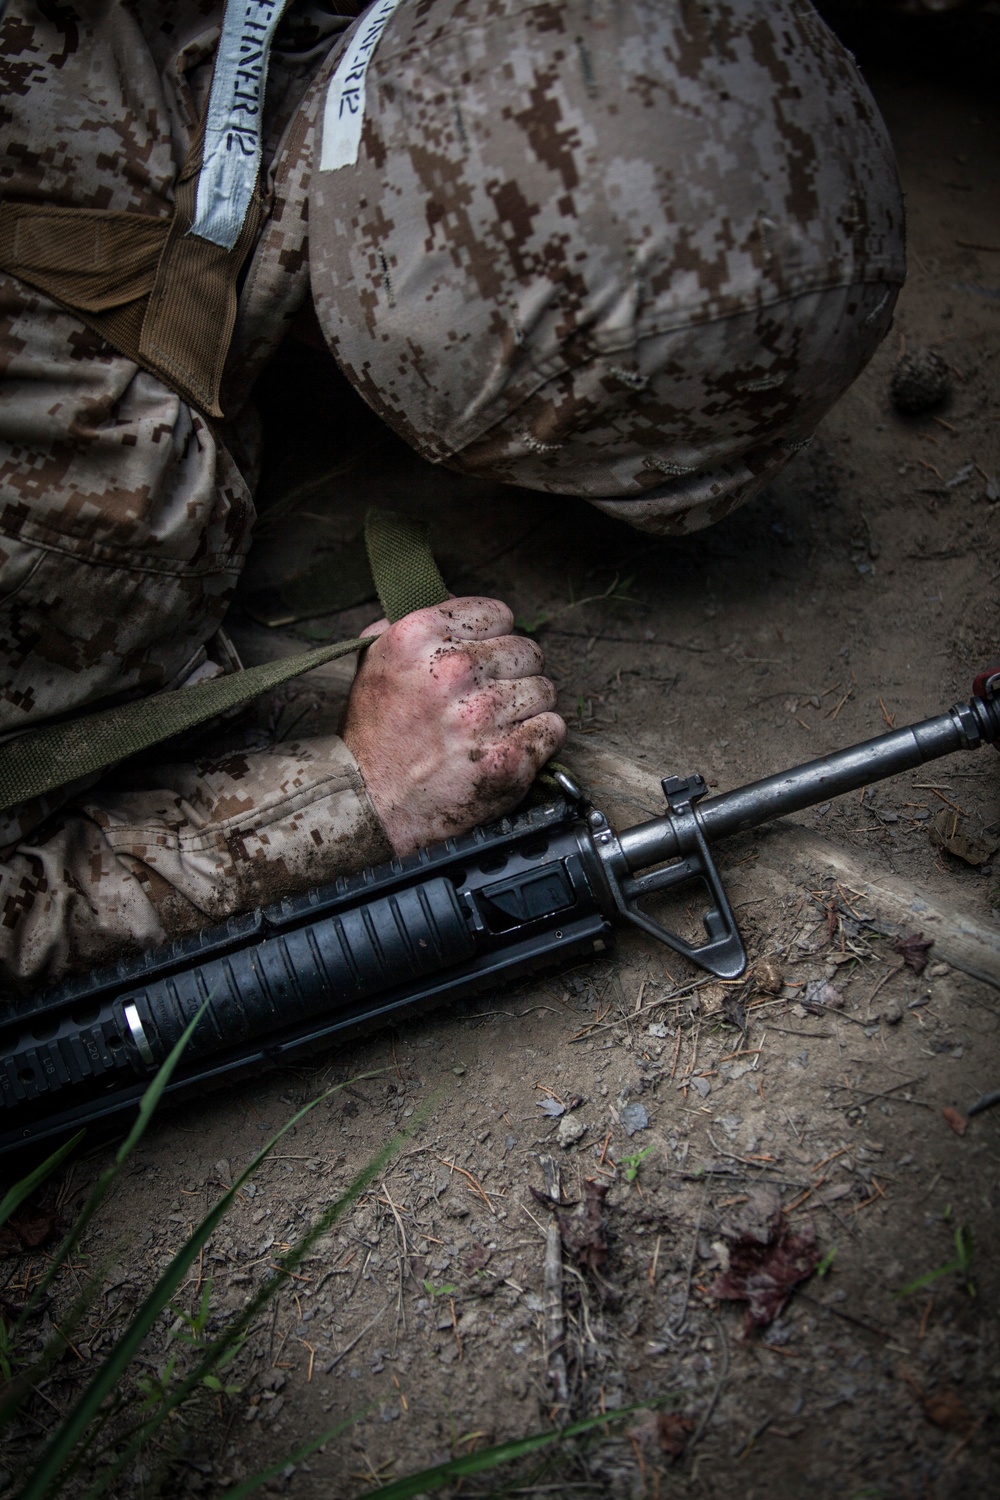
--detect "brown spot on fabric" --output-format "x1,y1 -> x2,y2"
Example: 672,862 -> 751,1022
39,0 -> 80,69
509,63 -> 580,194
2,858 -> 47,929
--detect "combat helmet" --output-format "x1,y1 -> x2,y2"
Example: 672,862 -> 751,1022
310,0 -> 905,533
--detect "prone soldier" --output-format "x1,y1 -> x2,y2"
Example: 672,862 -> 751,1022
0,0 -> 905,995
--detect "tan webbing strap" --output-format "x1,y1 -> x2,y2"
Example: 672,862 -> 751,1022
0,203 -> 166,312
0,510 -> 449,814
138,155 -> 264,419
0,172 -> 260,421
0,37 -> 265,419
0,202 -> 167,375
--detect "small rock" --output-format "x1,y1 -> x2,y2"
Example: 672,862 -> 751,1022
804,979 -> 844,1011
890,347 -> 950,415
620,1102 -> 651,1135
556,1115 -> 586,1148
881,998 -> 904,1025
928,962 -> 949,978
710,1239 -> 731,1273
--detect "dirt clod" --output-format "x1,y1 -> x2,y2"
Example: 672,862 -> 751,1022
890,346 -> 950,414
753,957 -> 785,994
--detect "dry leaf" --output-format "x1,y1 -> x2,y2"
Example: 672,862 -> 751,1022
557,1179 -> 609,1272
894,932 -> 934,974
709,1212 -> 821,1332
656,1412 -> 695,1460
0,1205 -> 62,1256
463,1241 -> 492,1274
928,808 -> 998,867
627,1410 -> 693,1463
922,1387 -> 974,1435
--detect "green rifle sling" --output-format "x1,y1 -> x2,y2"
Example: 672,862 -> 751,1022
0,508 -> 449,813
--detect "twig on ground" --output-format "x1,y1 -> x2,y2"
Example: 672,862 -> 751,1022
325,1299 -> 392,1373
832,1077 -> 927,1111
379,1183 -> 410,1340
439,1157 -> 495,1213
798,1291 -> 890,1341
943,1413 -> 986,1466
809,1001 -> 876,1029
847,1179 -> 886,1215
967,1087 -> 1000,1117
918,1297 -> 934,1341
785,1177 -> 826,1213
688,1316 -> 730,1452
671,1179 -> 708,1335
864,963 -> 905,1018
538,1155 -> 570,1417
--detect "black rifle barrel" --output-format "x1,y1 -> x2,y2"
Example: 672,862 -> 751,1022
618,695 -> 999,873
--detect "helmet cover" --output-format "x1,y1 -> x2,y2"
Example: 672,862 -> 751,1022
309,0 -> 905,532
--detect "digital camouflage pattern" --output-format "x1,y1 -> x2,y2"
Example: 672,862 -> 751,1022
0,1 -> 389,995
311,0 -> 905,532
0,0 -> 903,992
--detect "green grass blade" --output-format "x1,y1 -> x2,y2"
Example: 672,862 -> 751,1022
18,1075 -> 395,1500
896,1258 -> 961,1298
220,1410 -> 370,1500
353,1411 -> 638,1500
81,1103 -> 406,1495
0,1132 -> 84,1232
896,1225 -> 974,1299
4,1007 -> 212,1441
13,1003 -> 209,1341
954,1224 -> 973,1269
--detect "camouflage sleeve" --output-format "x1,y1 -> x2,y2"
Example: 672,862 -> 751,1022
0,737 -> 392,996
0,276 -> 391,997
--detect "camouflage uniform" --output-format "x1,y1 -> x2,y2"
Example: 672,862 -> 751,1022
0,1 -> 391,996
0,0 -> 904,995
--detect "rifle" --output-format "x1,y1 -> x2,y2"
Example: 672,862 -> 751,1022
3,668 -> 998,1157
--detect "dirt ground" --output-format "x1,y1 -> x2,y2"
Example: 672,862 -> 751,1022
3,6 -> 1000,1498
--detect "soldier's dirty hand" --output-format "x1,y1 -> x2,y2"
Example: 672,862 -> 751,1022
342,598 -> 566,854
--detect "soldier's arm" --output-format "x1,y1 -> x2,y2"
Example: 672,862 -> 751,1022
0,278 -> 560,995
